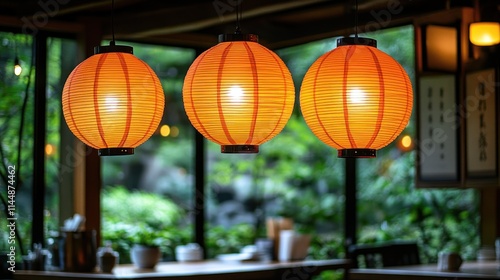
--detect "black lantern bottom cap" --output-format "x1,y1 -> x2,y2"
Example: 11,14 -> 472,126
98,148 -> 134,156
338,149 -> 376,158
221,145 -> 259,154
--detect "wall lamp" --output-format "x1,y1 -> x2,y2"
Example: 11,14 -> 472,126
469,22 -> 500,46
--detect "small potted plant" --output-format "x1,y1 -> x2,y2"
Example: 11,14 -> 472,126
129,225 -> 164,269
291,224 -> 312,260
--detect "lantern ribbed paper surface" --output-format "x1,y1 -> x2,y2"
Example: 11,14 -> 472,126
62,47 -> 165,156
300,38 -> 413,158
183,35 -> 295,153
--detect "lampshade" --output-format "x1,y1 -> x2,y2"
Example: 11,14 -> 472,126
183,34 -> 295,153
62,44 -> 165,156
300,37 -> 413,158
469,22 -> 500,46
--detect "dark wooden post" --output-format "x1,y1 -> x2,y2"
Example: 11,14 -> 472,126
32,32 -> 47,248
345,157 -> 357,256
194,130 -> 206,258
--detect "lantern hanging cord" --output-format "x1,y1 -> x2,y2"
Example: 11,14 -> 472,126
355,0 -> 359,38
111,0 -> 116,44
235,2 -> 242,34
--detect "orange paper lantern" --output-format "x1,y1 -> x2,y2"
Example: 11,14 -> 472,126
183,34 -> 295,153
300,38 -> 413,158
62,44 -> 165,156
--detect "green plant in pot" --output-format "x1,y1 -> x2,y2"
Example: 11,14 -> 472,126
129,225 -> 165,269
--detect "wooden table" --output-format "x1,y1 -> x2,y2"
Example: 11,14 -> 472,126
350,261 -> 500,280
14,259 -> 350,280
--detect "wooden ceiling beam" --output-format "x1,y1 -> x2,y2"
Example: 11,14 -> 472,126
0,0 -> 466,49
0,14 -> 84,34
110,0 -> 330,39
107,0 -> 452,50
233,0 -> 450,49
56,1 -> 111,16
56,0 -> 145,16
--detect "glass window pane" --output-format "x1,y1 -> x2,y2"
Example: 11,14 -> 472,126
100,42 -> 195,263
356,25 -> 480,263
205,37 -> 346,260
0,32 -> 34,259
45,36 -> 78,237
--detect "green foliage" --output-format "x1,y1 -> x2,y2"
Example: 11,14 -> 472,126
127,224 -> 166,247
102,186 -> 183,229
279,190 -> 343,234
309,234 -> 344,260
207,116 -> 345,236
313,270 -> 344,280
103,194 -> 257,262
102,186 -> 190,263
358,151 -> 480,262
205,224 -> 256,259
0,35 -> 78,256
0,32 -> 37,255
102,222 -> 180,264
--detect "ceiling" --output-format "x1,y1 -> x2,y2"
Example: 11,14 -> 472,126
0,0 -> 484,49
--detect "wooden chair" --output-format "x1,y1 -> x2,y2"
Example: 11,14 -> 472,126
348,241 -> 421,268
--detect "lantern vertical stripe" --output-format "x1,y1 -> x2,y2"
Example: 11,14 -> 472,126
258,47 -> 290,143
342,46 -> 356,148
130,59 -> 161,147
186,51 -> 216,142
242,42 -> 259,145
312,51 -> 343,148
216,43 -> 236,144
93,54 -> 109,147
385,62 -> 412,142
66,63 -> 92,145
116,53 -> 133,147
365,47 -> 385,148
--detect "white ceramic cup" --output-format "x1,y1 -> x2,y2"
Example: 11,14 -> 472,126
278,230 -> 294,262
